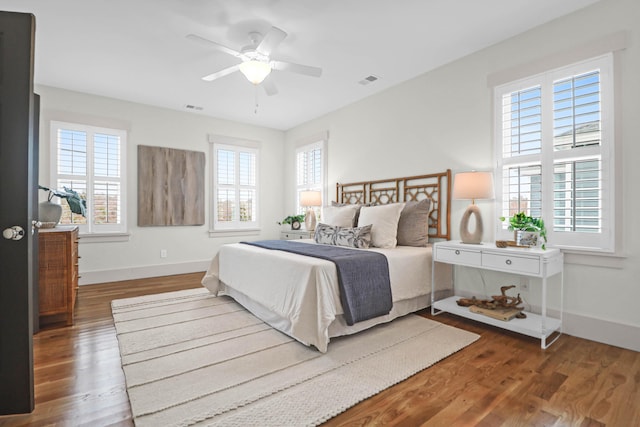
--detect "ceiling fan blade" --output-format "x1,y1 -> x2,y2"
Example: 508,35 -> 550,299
202,64 -> 240,82
256,27 -> 287,56
186,34 -> 243,58
262,77 -> 278,96
271,60 -> 322,77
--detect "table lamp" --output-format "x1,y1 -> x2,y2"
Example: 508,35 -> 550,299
453,171 -> 495,244
299,190 -> 322,231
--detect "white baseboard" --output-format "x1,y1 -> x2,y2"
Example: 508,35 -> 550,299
563,311 -> 640,353
79,260 -> 210,286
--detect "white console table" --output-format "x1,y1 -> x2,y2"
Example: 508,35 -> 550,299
431,241 -> 564,349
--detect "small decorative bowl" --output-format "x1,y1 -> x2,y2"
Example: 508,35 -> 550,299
495,240 -> 508,248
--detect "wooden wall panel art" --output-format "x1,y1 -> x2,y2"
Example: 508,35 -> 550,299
137,145 -> 205,226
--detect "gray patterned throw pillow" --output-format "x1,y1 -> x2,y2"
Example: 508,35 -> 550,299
314,223 -> 373,249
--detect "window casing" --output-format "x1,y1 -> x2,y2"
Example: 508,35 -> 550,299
296,139 -> 326,216
210,138 -> 260,231
50,121 -> 127,234
494,54 -> 614,252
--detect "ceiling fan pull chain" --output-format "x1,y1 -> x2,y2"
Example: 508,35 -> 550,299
254,85 -> 259,115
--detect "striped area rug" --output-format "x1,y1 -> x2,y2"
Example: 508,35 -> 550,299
112,288 -> 479,427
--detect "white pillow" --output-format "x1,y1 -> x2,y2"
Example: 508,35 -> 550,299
322,205 -> 360,227
357,203 -> 406,248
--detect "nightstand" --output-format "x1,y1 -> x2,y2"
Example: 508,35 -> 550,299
431,241 -> 563,349
280,230 -> 314,240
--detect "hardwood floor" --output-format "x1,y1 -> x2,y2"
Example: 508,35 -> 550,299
1,273 -> 638,426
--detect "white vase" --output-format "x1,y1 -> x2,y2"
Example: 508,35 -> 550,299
39,201 -> 62,224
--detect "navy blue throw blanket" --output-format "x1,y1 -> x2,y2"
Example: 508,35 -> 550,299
241,240 -> 392,326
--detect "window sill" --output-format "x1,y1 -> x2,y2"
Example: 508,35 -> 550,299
208,229 -> 261,238
78,232 -> 130,243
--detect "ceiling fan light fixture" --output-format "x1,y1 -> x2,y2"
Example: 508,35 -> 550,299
239,60 -> 272,84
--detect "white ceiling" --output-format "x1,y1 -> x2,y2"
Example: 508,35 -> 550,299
2,0 -> 599,130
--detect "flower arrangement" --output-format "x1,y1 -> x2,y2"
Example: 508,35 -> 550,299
500,211 -> 547,249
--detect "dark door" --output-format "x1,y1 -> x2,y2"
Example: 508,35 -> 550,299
0,11 -> 37,415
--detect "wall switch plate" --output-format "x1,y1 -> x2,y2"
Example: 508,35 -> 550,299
160,249 -> 167,258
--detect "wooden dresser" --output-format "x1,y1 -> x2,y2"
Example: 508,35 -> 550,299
38,226 -> 79,326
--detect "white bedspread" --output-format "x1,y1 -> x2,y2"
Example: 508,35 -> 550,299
202,240 -> 450,352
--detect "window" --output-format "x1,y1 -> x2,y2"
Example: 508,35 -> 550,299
495,54 -> 614,252
210,137 -> 259,231
296,139 -> 326,216
50,121 -> 127,234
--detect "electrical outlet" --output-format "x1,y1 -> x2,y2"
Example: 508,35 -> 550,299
520,277 -> 529,292
160,249 -> 167,258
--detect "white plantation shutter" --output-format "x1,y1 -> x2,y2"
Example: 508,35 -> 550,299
216,149 -> 236,223
502,85 -> 542,158
93,133 -> 122,225
56,128 -> 88,225
553,159 -> 601,233
211,140 -> 259,230
495,54 -> 614,252
552,71 -> 603,235
93,181 -> 121,224
238,151 -> 256,222
58,129 -> 87,175
502,165 -> 543,219
553,71 -> 601,150
51,121 -> 127,234
296,141 -> 325,216
499,84 -> 543,220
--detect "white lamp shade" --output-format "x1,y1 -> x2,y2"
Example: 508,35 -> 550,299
239,60 -> 272,84
299,190 -> 322,207
453,171 -> 495,201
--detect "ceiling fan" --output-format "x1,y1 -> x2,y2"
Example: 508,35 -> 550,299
187,26 -> 322,96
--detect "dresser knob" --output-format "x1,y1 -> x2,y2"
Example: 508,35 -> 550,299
455,250 -> 460,255
506,259 -> 512,265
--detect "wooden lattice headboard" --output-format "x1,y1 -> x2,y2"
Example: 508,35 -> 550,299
335,169 -> 452,241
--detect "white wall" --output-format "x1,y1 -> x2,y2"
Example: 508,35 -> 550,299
284,0 -> 640,351
37,85 -> 285,284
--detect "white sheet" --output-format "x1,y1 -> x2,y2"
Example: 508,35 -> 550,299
201,240 -> 451,352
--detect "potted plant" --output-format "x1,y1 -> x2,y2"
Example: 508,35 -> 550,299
499,211 -> 547,249
278,214 -> 305,230
39,185 -> 87,224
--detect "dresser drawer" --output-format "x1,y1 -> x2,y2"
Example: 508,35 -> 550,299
435,246 -> 481,266
482,252 -> 540,275
280,231 -> 312,240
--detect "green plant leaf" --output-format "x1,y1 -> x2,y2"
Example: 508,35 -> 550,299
62,187 -> 87,216
39,185 -> 87,217
279,214 -> 306,225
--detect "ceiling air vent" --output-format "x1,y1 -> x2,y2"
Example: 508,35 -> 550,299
184,104 -> 204,111
358,75 -> 379,86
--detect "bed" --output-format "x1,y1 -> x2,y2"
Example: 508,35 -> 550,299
202,170 -> 452,352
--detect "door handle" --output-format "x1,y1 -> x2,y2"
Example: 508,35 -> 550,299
3,226 -> 25,240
